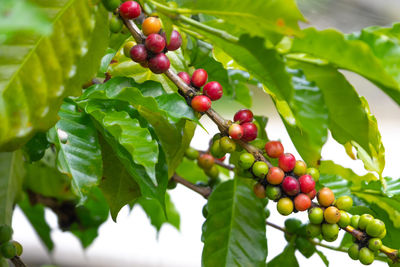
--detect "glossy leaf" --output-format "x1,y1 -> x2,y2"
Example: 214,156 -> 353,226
0,0 -> 109,150
48,101 -> 102,203
268,240 -> 299,267
202,178 -> 267,267
175,157 -> 209,184
22,132 -> 50,162
316,250 -> 329,267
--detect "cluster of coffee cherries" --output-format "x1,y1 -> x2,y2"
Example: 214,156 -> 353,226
119,1 -> 182,74
0,225 -> 23,260
347,214 -> 387,265
184,147 -> 222,182
228,109 -> 258,142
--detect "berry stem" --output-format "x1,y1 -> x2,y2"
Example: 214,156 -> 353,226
172,174 -> 211,199
10,256 -> 27,267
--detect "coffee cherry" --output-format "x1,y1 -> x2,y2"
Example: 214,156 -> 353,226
185,147 -> 199,160
348,243 -> 360,260
177,72 -> 191,85
229,124 -> 244,140
324,206 -> 341,224
322,223 -> 339,242
110,16 -> 123,33
306,223 -> 322,238
265,208 -> 270,218
277,197 -> 294,216
368,238 -> 382,251
285,218 -> 302,234
119,1 -> 141,19
241,122 -> 258,142
148,53 -> 170,74
252,161 -> 269,178
205,165 -> 219,179
306,167 -> 320,182
210,139 -> 225,158
378,228 -> 386,239
167,178 -> 177,189
366,219 -> 385,237
335,196 -> 353,211
191,69 -> 208,88
253,183 -> 266,199
278,153 -> 296,172
282,176 -> 300,196
220,136 -> 236,153
0,242 -> 16,259
238,153 -> 255,169
218,156 -> 226,161
351,215 -> 361,228
145,33 -> 166,53
234,109 -> 253,124
266,167 -> 284,185
142,17 -> 161,36
298,174 -> 315,193
11,241 -> 23,256
294,193 -> 311,211
359,247 -> 374,265
123,41 -> 135,57
102,0 -> 121,11
338,210 -> 351,228
309,207 -> 324,224
198,154 -> 214,170
0,225 -> 13,243
293,160 -> 307,176
130,44 -> 147,63
265,141 -> 284,158
266,185 -> 281,200
203,81 -> 223,101
317,187 -> 335,207
191,95 -> 211,112
202,204 -> 208,218
163,30 -> 182,51
306,188 -> 317,200
359,214 -> 374,230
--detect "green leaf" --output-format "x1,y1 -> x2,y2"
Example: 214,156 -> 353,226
316,249 -> 329,267
22,132 -> 50,162
48,100 -> 102,203
290,27 -> 400,105
99,135 -> 141,221
253,115 -> 269,142
0,1 -> 109,150
233,82 -> 252,108
175,157 -> 209,184
202,178 -> 267,267
18,195 -> 54,251
268,240 -> 298,267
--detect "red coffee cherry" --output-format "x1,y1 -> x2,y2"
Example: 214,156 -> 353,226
265,141 -> 284,158
233,109 -> 253,124
306,188 -> 317,200
278,153 -> 296,172
191,95 -> 211,112
148,53 -> 170,74
241,122 -> 258,142
145,33 -> 166,54
229,124 -> 244,140
282,176 -> 300,196
294,193 -> 312,211
119,1 -> 141,19
298,174 -> 315,193
178,72 -> 191,85
162,30 -> 182,51
266,167 -> 284,185
203,81 -> 223,101
191,69 -> 208,88
130,44 -> 147,63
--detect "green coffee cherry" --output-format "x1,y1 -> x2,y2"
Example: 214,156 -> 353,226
348,243 -> 360,260
306,167 -> 320,182
308,207 -> 324,224
202,204 -> 208,218
335,196 -> 353,211
306,223 -> 322,238
277,198 -> 293,216
205,165 -> 219,179
321,223 -> 339,242
368,238 -> 382,251
167,179 -> 177,189
210,139 -> 225,158
0,242 -> 16,259
359,214 -> 374,230
351,215 -> 360,229
110,16 -> 123,33
366,219 -> 385,237
238,153 -> 255,170
265,208 -> 270,218
338,210 -> 351,228
220,136 -> 236,153
266,185 -> 281,201
285,218 -> 302,234
101,0 -> 121,11
378,228 -> 386,239
252,161 -> 269,178
185,147 -> 199,160
0,225 -> 13,244
359,247 -> 375,265
11,241 -> 22,257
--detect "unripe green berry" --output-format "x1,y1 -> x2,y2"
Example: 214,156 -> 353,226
123,41 -> 135,58
184,147 -> 199,160
321,223 -> 339,242
0,225 -> 13,243
366,219 -> 385,237
210,139 -> 225,159
202,204 -> 208,218
378,228 -> 386,239
359,214 -> 374,230
11,241 -> 22,256
293,160 -> 307,176
306,223 -> 322,238
285,218 -> 302,234
0,242 -> 16,259
205,165 -> 219,179
338,210 -> 351,228
252,161 -> 269,178
359,247 -> 374,265
308,207 -> 324,224
265,208 -> 270,218
110,16 -> 123,33
167,179 -> 177,189
277,197 -> 293,216
306,167 -> 320,182
335,196 -> 353,211
238,153 -> 255,170
351,215 -> 360,229
220,136 -> 236,153
102,0 -> 121,11
265,185 -> 281,201
368,238 -> 382,251
348,243 -> 360,260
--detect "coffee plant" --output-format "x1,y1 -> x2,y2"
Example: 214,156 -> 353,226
0,0 -> 400,266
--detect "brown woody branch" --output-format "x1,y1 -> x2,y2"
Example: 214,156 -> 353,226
10,256 -> 27,267
172,174 -> 211,198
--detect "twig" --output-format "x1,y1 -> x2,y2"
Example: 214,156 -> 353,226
11,256 -> 27,267
172,174 -> 211,198
214,159 -> 234,170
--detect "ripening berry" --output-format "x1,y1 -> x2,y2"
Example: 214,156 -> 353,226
321,223 -> 339,242
252,161 -> 269,178
184,147 -> 199,160
266,185 -> 281,201
306,223 -> 322,238
266,167 -> 284,185
278,153 -> 296,172
0,242 -> 16,259
308,207 -> 324,224
282,176 -> 300,196
324,206 -> 341,224
203,81 -> 223,101
348,243 -> 360,260
219,136 -> 236,153
110,16 -> 123,33
253,183 -> 266,199
191,69 -> 208,88
298,174 -> 315,193
306,167 -> 320,182
293,160 -> 307,176
177,72 -> 191,85
351,215 -> 360,229
359,214 -> 374,230
368,238 -> 382,251
241,122 -> 258,142
145,33 -> 166,53
218,156 -> 226,161
233,109 -> 253,124
277,197 -> 294,216
163,30 -> 182,51
119,1 -> 141,19
238,153 -> 255,169
265,141 -> 284,158
294,193 -> 311,211
366,219 -> 385,237
0,225 -> 13,243
123,41 -> 135,57
338,210 -> 351,228
229,124 -> 244,140
317,187 -> 335,207
359,247 -> 375,265
130,44 -> 147,63
335,196 -> 353,211
148,53 -> 170,74
142,17 -> 161,36
306,188 -> 316,200
191,95 -> 211,112
197,154 -> 214,170
205,165 -> 219,179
